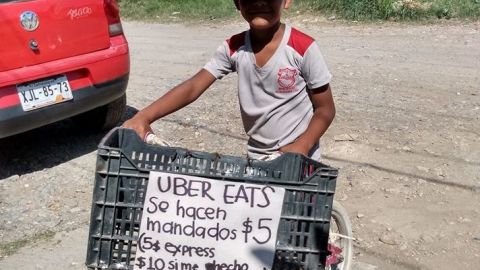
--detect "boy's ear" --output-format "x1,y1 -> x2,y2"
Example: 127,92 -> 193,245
284,0 -> 293,9
233,0 -> 240,10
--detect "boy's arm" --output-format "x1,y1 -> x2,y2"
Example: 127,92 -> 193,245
280,84 -> 335,156
123,69 -> 216,139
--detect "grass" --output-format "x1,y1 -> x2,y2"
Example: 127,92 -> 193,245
298,0 -> 480,20
119,0 -> 237,22
0,230 -> 55,257
118,0 -> 480,22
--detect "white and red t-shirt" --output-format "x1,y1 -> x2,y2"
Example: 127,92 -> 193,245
204,24 -> 332,159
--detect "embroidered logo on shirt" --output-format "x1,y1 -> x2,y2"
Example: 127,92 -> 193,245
277,67 -> 297,93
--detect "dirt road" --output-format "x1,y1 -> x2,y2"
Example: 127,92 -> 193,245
1,19 -> 479,270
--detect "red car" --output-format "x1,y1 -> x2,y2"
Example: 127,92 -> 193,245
0,0 -> 129,138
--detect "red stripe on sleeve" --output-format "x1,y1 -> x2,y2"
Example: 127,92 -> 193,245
227,31 -> 246,56
287,27 -> 315,57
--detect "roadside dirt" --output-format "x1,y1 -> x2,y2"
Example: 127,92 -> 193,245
0,19 -> 479,270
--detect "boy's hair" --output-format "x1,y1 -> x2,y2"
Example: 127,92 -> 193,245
233,0 -> 240,10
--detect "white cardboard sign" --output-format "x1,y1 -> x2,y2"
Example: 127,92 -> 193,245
133,171 -> 286,270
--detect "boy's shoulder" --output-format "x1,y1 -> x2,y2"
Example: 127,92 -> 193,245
287,26 -> 316,57
226,31 -> 247,56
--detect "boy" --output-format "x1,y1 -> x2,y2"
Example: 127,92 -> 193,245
123,0 -> 335,160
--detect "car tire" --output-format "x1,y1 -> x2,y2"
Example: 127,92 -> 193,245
73,94 -> 126,131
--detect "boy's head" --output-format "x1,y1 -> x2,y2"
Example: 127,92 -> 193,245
234,0 -> 292,30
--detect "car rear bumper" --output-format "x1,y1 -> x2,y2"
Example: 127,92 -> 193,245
0,74 -> 128,138
0,35 -> 129,109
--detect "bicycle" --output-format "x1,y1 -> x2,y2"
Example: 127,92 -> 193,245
327,201 -> 353,270
145,132 -> 354,270
85,127 -> 353,270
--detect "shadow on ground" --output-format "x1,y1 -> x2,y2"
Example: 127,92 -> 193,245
0,106 -> 138,179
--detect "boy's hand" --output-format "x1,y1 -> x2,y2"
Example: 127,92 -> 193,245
280,141 -> 310,156
122,113 -> 153,141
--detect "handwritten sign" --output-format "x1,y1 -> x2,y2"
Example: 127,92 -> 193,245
134,171 -> 285,270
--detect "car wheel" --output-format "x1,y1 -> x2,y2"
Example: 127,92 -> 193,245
73,94 -> 126,131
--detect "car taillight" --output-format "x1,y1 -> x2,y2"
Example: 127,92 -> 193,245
104,0 -> 123,36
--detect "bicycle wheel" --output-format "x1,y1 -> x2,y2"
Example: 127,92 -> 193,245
326,200 -> 353,270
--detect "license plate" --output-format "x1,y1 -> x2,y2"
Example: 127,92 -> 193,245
17,75 -> 73,111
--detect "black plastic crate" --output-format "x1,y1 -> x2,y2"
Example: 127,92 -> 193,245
86,128 -> 337,270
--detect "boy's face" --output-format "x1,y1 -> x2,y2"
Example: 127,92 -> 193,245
235,0 -> 291,30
